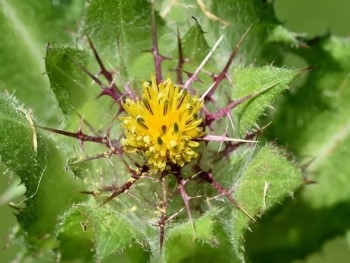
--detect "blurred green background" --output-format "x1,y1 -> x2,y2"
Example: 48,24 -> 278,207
275,0 -> 350,37
1,0 -> 349,262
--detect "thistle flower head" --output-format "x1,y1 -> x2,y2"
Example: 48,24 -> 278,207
121,76 -> 205,171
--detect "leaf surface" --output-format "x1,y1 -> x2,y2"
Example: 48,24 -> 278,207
251,36 -> 350,262
0,0 -> 84,123
45,45 -> 89,117
0,94 -> 85,250
57,204 -> 150,262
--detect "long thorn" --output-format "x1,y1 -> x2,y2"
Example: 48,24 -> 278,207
69,150 -> 117,165
36,125 -> 109,146
199,135 -> 258,143
202,25 -> 252,101
176,27 -> 185,85
206,82 -> 279,123
225,193 -> 256,222
76,112 -> 100,136
79,64 -> 122,102
87,37 -> 123,97
213,126 -> 267,162
173,172 -> 196,237
199,171 -> 256,222
183,35 -> 224,91
178,182 -> 196,236
100,165 -> 148,205
152,9 -> 163,83
158,178 -> 168,251
87,36 -> 113,82
101,173 -> 141,205
79,64 -> 107,89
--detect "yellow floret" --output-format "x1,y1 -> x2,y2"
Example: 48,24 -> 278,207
121,76 -> 205,171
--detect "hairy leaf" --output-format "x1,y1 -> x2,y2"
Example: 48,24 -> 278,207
0,94 -> 85,250
164,208 -> 239,263
252,36 -> 350,262
229,145 -> 302,262
57,204 -> 150,262
0,0 -> 84,124
159,0 -> 301,65
45,44 -> 89,117
233,66 -> 303,132
84,0 -> 164,66
0,0 -> 330,262
182,22 -> 210,63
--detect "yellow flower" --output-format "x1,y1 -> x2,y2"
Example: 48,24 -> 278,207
121,76 -> 205,171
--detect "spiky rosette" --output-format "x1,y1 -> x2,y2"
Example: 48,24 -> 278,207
38,13 -> 263,251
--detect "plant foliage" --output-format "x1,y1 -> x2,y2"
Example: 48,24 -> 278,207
1,0 -> 349,262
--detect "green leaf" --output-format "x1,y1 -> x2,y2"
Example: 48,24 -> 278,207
257,36 -> 350,262
233,66 -> 302,132
182,22 -> 210,63
0,0 -> 84,124
84,0 -> 162,66
266,25 -> 301,47
209,0 -> 302,62
0,0 -> 326,261
57,205 -> 94,261
230,145 -> 302,262
0,94 -> 85,250
160,0 -> 301,64
57,204 -> 150,262
164,208 -> 239,263
163,145 -> 301,262
45,44 -> 89,117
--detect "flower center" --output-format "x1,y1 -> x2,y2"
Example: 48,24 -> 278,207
121,76 -> 205,171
